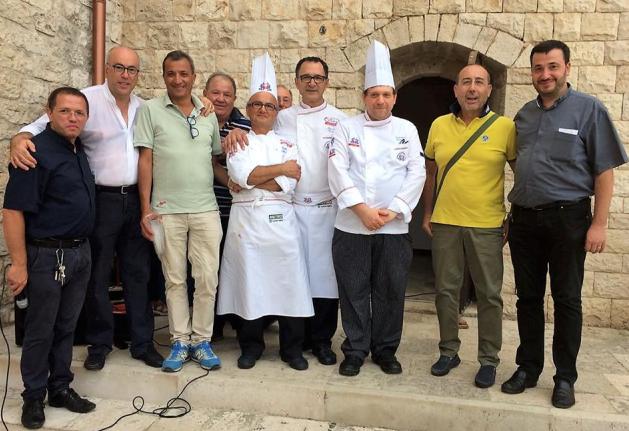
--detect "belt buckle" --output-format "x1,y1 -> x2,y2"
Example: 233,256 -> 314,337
120,185 -> 128,195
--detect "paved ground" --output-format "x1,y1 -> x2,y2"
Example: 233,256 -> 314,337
1,307 -> 629,430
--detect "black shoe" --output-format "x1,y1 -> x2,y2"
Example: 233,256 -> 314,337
501,369 -> 538,394
21,399 -> 45,429
48,388 -> 95,413
313,346 -> 337,365
83,352 -> 106,371
237,354 -> 258,369
373,355 -> 403,374
132,345 -> 164,368
339,355 -> 363,377
474,365 -> 496,388
282,355 -> 309,371
552,379 -> 575,409
430,354 -> 461,376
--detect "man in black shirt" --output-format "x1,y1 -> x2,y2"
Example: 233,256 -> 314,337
3,87 -> 97,429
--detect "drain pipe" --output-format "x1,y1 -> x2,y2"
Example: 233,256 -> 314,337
92,0 -> 106,85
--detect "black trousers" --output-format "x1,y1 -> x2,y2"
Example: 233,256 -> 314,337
332,229 -> 412,360
21,242 -> 91,401
509,199 -> 591,384
84,190 -> 153,357
304,298 -> 338,350
238,316 -> 304,360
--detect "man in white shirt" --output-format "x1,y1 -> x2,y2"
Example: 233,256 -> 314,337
9,47 -> 165,370
224,57 -> 347,366
328,41 -> 425,377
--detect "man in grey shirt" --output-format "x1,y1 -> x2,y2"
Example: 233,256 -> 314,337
501,40 -> 628,409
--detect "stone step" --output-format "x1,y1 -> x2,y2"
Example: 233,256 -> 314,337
2,314 -> 629,431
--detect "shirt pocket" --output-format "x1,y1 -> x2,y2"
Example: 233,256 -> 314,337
391,146 -> 409,166
549,129 -> 578,163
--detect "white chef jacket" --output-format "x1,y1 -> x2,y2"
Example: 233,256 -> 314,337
218,130 -> 313,319
20,82 -> 141,187
328,113 -> 426,235
275,101 -> 347,204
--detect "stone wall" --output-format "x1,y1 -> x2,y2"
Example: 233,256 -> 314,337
123,0 -> 629,328
0,0 -> 124,323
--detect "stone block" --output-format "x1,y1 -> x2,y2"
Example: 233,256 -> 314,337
215,49 -> 250,73
611,299 -> 629,329
538,0 -> 563,12
147,24 -> 181,50
620,13 -> 629,39
173,0 -> 194,20
186,49 -> 215,74
328,72 -> 362,88
336,88 -> 363,109
196,0 -> 228,20
393,0 -> 429,16
619,67 -> 629,92
564,0 -> 596,12
437,14 -> 458,42
269,21 -> 309,48
597,93 -> 624,120
583,297 -> 612,327
137,0 -> 173,21
610,214 -> 629,230
617,121 -> 629,145
346,19 -> 375,43
208,21 -> 238,49
229,0 -> 260,20
503,0 -> 537,12
502,293 -> 517,319
278,49 -> 300,73
624,94 -> 629,120
583,270 -> 595,297
460,13 -> 488,26
121,22 -> 147,49
363,0 -> 393,18
566,42 -> 605,66
425,14 -> 441,41
597,0 -> 629,12
582,13 -> 620,41
309,20 -> 346,47
594,272 -> 629,299
453,23 -> 483,49
179,23 -> 209,49
505,84 -> 537,118
326,48 -> 354,73
306,0 -> 332,19
554,13 -> 581,41
429,0 -> 465,13
524,13 -> 554,42
607,229 -> 629,253
487,13 -> 525,39
383,18 -> 410,49
507,67 -> 533,84
512,43 -> 533,67
344,37 -> 371,69
474,27 -> 498,53
236,21 -> 270,48
606,41 -> 629,65
503,261 -> 515,295
486,31 -> 524,66
610,196 -> 624,213
261,0 -> 302,20
332,0 -> 362,19
585,253 -> 624,274
409,16 -> 425,42
624,255 -> 629,272
466,0 -> 502,12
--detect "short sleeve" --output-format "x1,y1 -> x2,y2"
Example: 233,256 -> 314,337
210,114 -> 222,156
506,120 -> 517,161
133,104 -> 155,149
586,103 -> 628,174
3,164 -> 44,214
425,121 -> 436,160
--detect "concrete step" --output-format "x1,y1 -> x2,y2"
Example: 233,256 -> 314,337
2,313 -> 629,431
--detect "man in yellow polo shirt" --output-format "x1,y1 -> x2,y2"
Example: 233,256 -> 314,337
422,64 -> 516,388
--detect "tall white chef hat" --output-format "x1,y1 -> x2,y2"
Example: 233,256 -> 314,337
364,40 -> 395,90
250,52 -> 277,99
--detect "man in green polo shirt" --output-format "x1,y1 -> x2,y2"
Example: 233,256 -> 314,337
135,50 -> 226,373
422,64 -> 516,388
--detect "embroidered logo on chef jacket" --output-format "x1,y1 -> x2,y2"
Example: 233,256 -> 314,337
259,82 -> 271,91
317,199 -> 334,208
348,137 -> 361,147
269,214 -> 284,223
324,117 -> 338,127
280,139 -> 294,148
303,197 -> 312,204
396,152 -> 406,161
397,137 -> 409,146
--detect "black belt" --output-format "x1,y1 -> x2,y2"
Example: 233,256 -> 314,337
514,197 -> 590,212
28,238 -> 86,248
96,184 -> 137,194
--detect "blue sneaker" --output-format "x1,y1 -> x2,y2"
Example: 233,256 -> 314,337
191,341 -> 221,370
161,341 -> 190,372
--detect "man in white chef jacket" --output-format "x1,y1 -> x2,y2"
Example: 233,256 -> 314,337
224,56 -> 347,366
328,40 -> 426,377
217,53 -> 314,371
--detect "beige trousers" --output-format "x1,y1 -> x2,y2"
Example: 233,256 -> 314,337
158,211 -> 222,345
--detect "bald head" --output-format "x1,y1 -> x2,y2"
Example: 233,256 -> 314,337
105,46 -> 140,101
456,64 -> 491,85
453,64 -> 493,119
107,46 -> 140,66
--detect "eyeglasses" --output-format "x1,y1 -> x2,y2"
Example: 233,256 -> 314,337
108,63 -> 140,76
298,74 -> 327,84
186,115 -> 199,139
247,101 -> 278,111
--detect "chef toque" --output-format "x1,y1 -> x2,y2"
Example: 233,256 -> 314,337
250,52 -> 277,98
364,40 -> 395,90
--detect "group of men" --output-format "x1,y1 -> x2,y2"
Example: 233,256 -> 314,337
2,37 -> 627,430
